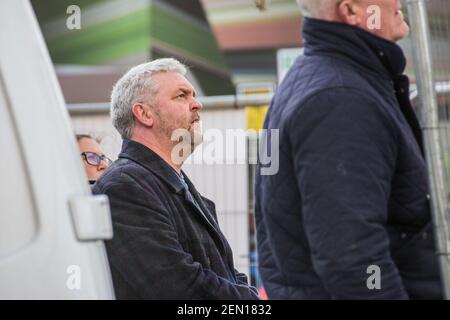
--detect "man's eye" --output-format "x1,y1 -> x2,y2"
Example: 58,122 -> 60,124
178,93 -> 186,99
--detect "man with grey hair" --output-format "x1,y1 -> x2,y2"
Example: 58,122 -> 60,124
256,0 -> 443,299
296,0 -> 341,20
93,58 -> 259,299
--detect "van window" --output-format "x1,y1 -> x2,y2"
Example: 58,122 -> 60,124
0,74 -> 38,257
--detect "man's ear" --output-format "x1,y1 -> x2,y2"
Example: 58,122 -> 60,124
337,0 -> 362,26
131,103 -> 154,128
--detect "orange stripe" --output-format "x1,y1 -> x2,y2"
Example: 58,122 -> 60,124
213,18 -> 304,50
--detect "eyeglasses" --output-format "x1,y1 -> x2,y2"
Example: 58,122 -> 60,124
81,152 -> 112,167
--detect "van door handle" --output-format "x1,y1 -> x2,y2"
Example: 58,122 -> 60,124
68,194 -> 113,241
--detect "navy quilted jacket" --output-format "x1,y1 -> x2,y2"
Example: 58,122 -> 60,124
255,18 -> 443,299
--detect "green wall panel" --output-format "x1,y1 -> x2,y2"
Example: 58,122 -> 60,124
151,5 -> 227,70
48,9 -> 151,64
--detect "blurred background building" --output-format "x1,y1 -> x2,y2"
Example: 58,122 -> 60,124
31,0 -> 450,102
201,0 -> 302,84
31,0 -> 234,103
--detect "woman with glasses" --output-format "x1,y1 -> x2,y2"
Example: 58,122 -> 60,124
76,134 -> 112,185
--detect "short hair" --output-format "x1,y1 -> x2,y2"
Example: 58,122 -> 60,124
76,134 -> 94,142
110,58 -> 187,139
296,0 -> 340,19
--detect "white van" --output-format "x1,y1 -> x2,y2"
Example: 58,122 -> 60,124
0,0 -> 115,299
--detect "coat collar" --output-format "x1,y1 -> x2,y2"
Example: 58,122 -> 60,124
118,139 -> 185,194
303,18 -> 424,156
302,17 -> 407,79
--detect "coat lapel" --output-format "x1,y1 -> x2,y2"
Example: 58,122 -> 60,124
181,175 -> 228,254
181,184 -> 220,234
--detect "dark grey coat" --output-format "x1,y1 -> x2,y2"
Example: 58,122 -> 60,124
93,139 -> 259,300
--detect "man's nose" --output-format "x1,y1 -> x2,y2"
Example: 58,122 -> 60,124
191,98 -> 203,111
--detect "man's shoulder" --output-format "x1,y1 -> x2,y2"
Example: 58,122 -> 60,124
273,55 -> 371,117
93,157 -> 157,193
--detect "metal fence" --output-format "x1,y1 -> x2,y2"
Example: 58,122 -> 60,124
406,0 -> 450,298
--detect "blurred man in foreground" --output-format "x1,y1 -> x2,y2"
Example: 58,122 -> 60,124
93,58 -> 259,299
256,0 -> 443,299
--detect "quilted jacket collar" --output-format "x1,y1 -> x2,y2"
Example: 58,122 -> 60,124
302,17 -> 407,79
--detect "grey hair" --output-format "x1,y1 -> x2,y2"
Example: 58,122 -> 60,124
296,0 -> 340,19
110,58 -> 187,139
